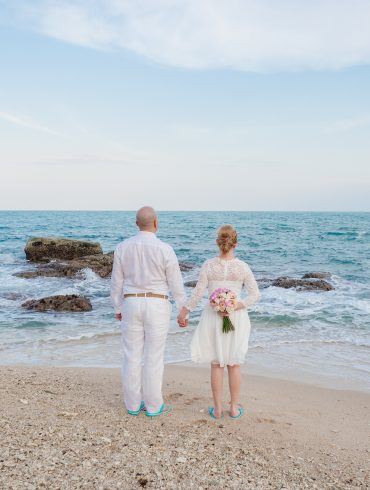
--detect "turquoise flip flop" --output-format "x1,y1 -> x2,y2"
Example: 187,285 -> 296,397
208,407 -> 223,420
127,401 -> 146,416
229,406 -> 245,419
146,403 -> 172,417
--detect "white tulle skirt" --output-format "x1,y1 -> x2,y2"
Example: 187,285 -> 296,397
191,304 -> 251,367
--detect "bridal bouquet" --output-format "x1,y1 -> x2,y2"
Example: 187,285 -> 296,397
210,288 -> 238,333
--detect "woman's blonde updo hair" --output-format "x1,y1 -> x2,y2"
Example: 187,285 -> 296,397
216,224 -> 238,254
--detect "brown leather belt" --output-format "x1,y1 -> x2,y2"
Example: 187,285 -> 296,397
123,292 -> 168,300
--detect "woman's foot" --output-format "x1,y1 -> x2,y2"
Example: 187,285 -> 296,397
229,403 -> 242,417
229,404 -> 245,419
208,407 -> 223,419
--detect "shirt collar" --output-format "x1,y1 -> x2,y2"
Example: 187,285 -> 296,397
138,230 -> 157,239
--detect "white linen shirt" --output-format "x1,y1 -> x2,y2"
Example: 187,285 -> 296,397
110,231 -> 187,314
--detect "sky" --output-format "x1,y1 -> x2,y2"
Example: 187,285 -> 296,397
0,0 -> 370,211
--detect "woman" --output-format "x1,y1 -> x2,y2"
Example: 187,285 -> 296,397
177,225 -> 260,420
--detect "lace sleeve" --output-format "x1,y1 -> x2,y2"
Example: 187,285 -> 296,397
240,263 -> 260,308
185,261 -> 209,312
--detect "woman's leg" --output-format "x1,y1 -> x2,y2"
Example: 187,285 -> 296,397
211,363 -> 224,418
227,364 -> 241,417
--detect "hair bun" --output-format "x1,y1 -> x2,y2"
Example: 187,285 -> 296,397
216,225 -> 238,254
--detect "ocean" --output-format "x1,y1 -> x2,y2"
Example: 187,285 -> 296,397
0,211 -> 369,391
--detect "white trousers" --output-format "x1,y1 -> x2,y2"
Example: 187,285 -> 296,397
120,297 -> 171,414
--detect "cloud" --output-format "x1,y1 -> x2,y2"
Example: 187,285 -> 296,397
5,0 -> 370,72
0,111 -> 61,136
323,114 -> 370,133
31,153 -> 145,166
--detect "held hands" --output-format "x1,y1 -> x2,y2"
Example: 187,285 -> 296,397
115,313 -> 122,321
177,306 -> 189,328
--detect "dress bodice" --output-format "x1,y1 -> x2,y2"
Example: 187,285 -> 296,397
186,257 -> 260,311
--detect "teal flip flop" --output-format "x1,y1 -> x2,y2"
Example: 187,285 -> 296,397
208,407 -> 223,420
229,406 -> 245,419
127,401 -> 146,416
146,403 -> 172,417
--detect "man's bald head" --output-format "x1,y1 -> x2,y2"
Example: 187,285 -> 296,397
136,206 -> 158,232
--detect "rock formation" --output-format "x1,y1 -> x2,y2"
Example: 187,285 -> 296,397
25,237 -> 102,262
22,294 -> 92,312
272,277 -> 334,291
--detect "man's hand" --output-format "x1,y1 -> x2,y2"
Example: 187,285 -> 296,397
177,306 -> 189,328
177,314 -> 188,327
115,313 -> 122,321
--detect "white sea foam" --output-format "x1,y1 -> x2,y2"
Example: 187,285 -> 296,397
0,253 -> 17,264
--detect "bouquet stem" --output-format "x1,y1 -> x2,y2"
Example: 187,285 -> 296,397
222,315 -> 235,334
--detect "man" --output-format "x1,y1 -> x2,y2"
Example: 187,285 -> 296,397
111,206 -> 187,417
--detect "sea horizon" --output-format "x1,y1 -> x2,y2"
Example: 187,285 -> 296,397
1,209 -> 370,213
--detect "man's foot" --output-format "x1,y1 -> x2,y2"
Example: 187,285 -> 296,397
127,401 -> 145,416
145,403 -> 172,417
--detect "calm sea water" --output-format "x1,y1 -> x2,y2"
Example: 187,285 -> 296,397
0,211 -> 369,391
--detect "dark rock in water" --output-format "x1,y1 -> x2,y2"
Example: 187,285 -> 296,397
272,277 -> 334,291
15,263 -> 83,279
25,237 -> 102,262
16,253 -> 113,279
69,254 -> 113,278
256,277 -> 274,289
22,294 -> 92,312
184,280 -> 197,287
179,262 -> 196,272
302,272 -> 332,279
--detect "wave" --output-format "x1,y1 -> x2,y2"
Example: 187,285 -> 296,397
326,231 -> 357,237
14,320 -> 51,329
0,330 -> 120,348
249,338 -> 370,349
3,326 -> 368,350
0,253 -> 18,264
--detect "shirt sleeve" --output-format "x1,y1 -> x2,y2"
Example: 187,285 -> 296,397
185,261 -> 208,312
165,247 -> 187,310
240,263 -> 260,308
110,244 -> 124,314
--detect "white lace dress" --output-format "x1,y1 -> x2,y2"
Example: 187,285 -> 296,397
186,257 -> 260,367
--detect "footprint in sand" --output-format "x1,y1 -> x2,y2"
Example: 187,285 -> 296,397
184,396 -> 202,405
257,417 -> 277,424
168,392 -> 184,401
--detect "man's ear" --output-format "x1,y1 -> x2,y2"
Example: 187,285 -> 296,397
154,218 -> 158,230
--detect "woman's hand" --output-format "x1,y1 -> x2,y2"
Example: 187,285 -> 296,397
234,302 -> 245,311
177,307 -> 189,328
218,302 -> 245,316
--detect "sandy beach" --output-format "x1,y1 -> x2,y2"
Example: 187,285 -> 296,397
0,365 -> 368,489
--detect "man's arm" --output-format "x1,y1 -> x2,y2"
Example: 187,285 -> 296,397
110,244 -> 124,318
165,247 -> 187,311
